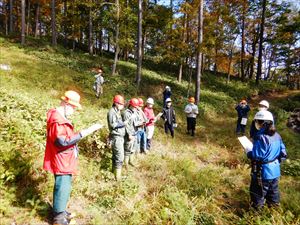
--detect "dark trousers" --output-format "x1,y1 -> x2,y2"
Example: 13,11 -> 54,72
250,176 -> 280,209
164,122 -> 174,138
236,118 -> 246,134
187,117 -> 196,135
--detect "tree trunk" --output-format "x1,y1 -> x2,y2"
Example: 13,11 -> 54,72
178,12 -> 187,83
51,0 -> 57,47
256,0 -> 267,85
135,0 -> 143,87
21,0 -> 25,45
112,0 -> 120,76
63,0 -> 67,47
99,29 -> 103,53
88,3 -> 93,55
195,0 -> 203,104
9,0 -> 13,33
26,0 -> 30,35
240,0 -> 246,82
107,33 -> 110,52
34,2 -> 40,38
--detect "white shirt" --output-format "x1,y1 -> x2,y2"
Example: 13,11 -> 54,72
184,103 -> 199,118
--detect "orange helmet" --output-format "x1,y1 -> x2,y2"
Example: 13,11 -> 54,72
129,98 -> 140,108
61,90 -> 82,109
188,97 -> 195,103
113,95 -> 125,105
138,98 -> 144,107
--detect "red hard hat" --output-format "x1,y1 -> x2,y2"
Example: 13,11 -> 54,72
129,98 -> 140,108
113,95 -> 125,105
138,98 -> 144,107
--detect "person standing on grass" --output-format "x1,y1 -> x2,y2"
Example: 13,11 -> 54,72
135,98 -> 148,154
162,98 -> 177,138
107,95 -> 126,181
184,96 -> 199,136
163,86 -> 172,106
93,67 -> 104,98
235,99 -> 250,135
43,90 -> 102,225
123,98 -> 139,168
144,97 -> 158,150
250,100 -> 270,139
245,110 -> 287,209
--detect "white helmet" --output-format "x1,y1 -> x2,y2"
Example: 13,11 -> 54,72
254,110 -> 273,122
165,98 -> 172,103
146,97 -> 154,105
259,100 -> 269,109
165,86 -> 171,91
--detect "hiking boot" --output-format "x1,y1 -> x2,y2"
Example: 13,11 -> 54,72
53,212 -> 69,225
64,211 -> 76,220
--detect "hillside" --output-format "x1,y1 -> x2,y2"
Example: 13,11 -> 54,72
0,37 -> 300,225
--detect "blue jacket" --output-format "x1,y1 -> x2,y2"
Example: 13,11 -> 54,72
247,128 -> 287,180
235,104 -> 250,119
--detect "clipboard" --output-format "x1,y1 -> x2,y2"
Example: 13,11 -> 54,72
238,136 -> 253,153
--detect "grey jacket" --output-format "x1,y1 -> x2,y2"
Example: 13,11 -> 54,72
107,106 -> 125,136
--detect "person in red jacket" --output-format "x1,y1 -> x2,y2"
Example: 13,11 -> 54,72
43,90 -> 102,225
143,97 -> 158,150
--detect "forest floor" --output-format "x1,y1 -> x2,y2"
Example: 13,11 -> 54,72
0,37 -> 300,225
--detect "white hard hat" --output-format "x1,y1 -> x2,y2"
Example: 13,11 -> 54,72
259,100 -> 269,109
165,98 -> 172,103
165,86 -> 170,90
254,110 -> 273,122
146,97 -> 154,105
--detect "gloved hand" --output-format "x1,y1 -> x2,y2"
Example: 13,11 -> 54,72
80,123 -> 103,138
173,123 -> 178,128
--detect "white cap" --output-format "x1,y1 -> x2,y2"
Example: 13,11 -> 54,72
146,97 -> 154,105
165,98 -> 172,103
165,86 -> 171,90
259,100 -> 269,109
254,110 -> 274,122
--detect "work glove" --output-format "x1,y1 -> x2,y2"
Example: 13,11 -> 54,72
80,123 -> 103,138
173,123 -> 178,128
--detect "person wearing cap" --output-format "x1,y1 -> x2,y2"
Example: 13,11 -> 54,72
235,99 -> 251,135
135,98 -> 148,154
184,96 -> 199,136
250,100 -> 270,139
144,97 -> 157,150
163,86 -> 172,106
123,98 -> 139,168
93,67 -> 104,98
162,98 -> 176,138
245,110 -> 287,209
107,95 -> 126,181
43,90 -> 102,225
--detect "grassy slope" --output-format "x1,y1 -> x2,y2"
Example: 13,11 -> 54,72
0,37 -> 299,225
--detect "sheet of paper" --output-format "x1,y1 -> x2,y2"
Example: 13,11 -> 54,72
238,136 -> 253,153
155,112 -> 163,120
241,118 -> 248,125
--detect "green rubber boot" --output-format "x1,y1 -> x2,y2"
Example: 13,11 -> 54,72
129,154 -> 136,167
114,168 -> 122,181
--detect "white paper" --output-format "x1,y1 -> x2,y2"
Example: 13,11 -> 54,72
155,112 -> 163,121
241,118 -> 248,125
238,136 -> 253,153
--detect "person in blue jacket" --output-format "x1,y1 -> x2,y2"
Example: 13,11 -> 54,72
235,99 -> 250,135
163,86 -> 172,106
246,110 -> 287,209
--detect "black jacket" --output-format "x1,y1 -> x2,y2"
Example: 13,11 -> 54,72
162,106 -> 176,125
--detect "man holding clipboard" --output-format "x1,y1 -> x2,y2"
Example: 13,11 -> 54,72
235,99 -> 250,135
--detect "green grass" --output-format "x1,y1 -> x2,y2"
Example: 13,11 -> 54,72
0,36 -> 299,224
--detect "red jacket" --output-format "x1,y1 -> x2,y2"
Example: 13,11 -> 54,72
43,109 -> 80,175
144,107 -> 155,126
